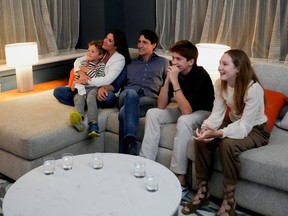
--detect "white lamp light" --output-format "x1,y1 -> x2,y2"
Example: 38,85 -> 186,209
5,42 -> 38,92
196,43 -> 230,83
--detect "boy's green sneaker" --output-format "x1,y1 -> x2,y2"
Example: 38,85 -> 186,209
70,111 -> 86,132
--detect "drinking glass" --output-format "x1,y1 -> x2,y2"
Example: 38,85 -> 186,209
43,157 -> 55,175
146,173 -> 159,192
134,160 -> 146,178
92,153 -> 103,169
62,153 -> 73,170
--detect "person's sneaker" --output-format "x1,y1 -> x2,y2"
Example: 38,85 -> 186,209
128,142 -> 139,156
181,185 -> 188,199
70,111 -> 86,132
88,123 -> 100,137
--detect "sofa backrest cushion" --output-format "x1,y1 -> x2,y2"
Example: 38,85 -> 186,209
253,62 -> 288,96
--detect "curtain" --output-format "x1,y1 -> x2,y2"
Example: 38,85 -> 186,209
0,0 -> 79,60
155,0 -> 288,64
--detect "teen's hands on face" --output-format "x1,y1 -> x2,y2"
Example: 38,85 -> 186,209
166,65 -> 179,84
97,87 -> 108,101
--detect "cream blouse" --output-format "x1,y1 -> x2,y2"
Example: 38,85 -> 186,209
202,79 -> 267,139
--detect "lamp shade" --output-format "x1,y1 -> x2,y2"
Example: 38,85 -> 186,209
5,42 -> 38,67
196,43 -> 230,82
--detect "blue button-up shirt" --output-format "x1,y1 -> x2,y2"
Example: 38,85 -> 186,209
112,54 -> 169,98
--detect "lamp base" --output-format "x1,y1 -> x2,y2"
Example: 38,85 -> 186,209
15,66 -> 34,92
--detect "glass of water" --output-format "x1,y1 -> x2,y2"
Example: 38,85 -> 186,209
134,160 -> 146,178
146,173 -> 159,192
43,157 -> 55,175
92,153 -> 104,169
62,153 -> 73,170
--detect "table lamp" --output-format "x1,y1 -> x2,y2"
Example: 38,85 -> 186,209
5,42 -> 38,92
196,43 -> 230,83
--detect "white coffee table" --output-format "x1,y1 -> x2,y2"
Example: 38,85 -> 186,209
3,153 -> 181,216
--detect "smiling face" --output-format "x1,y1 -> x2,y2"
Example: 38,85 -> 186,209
218,53 -> 239,86
137,35 -> 156,60
86,45 -> 103,62
171,52 -> 194,74
102,33 -> 116,54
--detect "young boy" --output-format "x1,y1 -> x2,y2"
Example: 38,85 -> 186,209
70,40 -> 106,137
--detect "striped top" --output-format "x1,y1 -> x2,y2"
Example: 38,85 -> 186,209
76,60 -> 105,79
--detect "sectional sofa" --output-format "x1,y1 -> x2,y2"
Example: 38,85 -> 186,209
0,57 -> 287,215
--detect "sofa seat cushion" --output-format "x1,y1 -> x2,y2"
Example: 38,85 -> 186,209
239,143 -> 288,191
106,112 -> 146,141
106,112 -> 176,151
0,90 -> 117,160
212,127 -> 288,191
158,123 -> 177,150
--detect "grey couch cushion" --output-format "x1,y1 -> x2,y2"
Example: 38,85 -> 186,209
106,112 -> 146,141
106,111 -> 177,152
105,111 -> 176,171
253,62 -> 288,95
0,90 -> 117,160
212,127 -> 288,191
158,123 -> 177,150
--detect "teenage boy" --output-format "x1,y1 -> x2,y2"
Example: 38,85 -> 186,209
139,40 -> 214,196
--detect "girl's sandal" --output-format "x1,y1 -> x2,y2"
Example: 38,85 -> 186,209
181,180 -> 210,215
216,188 -> 236,216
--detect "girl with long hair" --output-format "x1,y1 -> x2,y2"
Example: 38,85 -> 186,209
182,49 -> 270,216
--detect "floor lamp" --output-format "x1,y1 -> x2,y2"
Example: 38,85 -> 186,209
5,42 -> 38,92
196,43 -> 230,83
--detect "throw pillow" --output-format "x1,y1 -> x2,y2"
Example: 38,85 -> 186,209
264,89 -> 288,131
68,68 -> 75,86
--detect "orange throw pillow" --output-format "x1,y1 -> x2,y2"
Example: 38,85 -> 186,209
68,68 -> 75,86
264,89 -> 288,131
